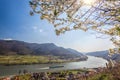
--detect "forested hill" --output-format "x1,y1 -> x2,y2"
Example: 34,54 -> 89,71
0,40 -> 87,59
87,50 -> 120,61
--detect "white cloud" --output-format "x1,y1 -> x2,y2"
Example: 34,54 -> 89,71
32,26 -> 44,33
4,38 -> 13,41
39,29 -> 43,33
33,26 -> 38,30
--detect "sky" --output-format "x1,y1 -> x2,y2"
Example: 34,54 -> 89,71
0,0 -> 114,52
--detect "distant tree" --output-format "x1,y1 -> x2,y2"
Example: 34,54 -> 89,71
29,0 -> 120,55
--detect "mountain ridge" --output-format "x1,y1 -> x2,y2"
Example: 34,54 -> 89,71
0,40 -> 87,59
87,50 -> 120,61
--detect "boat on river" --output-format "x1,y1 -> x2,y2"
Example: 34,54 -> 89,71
49,65 -> 64,69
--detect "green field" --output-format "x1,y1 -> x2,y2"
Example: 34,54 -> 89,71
0,55 -> 66,65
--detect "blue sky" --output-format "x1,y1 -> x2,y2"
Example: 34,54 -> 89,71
0,0 -> 114,52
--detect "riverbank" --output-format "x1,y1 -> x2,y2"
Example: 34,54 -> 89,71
0,56 -> 107,77
1,62 -> 120,80
0,68 -> 98,80
0,55 -> 87,66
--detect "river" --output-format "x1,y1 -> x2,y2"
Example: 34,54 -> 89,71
0,56 -> 108,77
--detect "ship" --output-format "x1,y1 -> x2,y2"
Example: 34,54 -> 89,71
49,65 -> 64,69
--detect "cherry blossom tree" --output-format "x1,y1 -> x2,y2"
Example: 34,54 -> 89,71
29,0 -> 120,54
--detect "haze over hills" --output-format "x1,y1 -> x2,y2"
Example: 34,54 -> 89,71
87,50 -> 120,61
0,40 -> 87,59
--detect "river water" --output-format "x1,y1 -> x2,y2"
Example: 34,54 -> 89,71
0,56 -> 108,77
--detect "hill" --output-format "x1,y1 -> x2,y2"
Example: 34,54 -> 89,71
86,50 -> 120,61
0,40 -> 87,59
